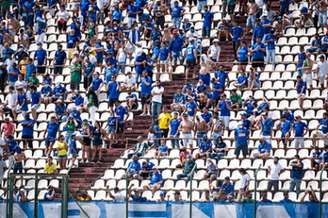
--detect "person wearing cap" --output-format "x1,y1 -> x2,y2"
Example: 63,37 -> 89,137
216,176 -> 234,201
316,54 -> 328,89
234,122 -> 249,158
292,115 -> 308,148
34,43 -> 47,74
289,155 -> 304,194
177,154 -> 196,179
208,39 -> 221,62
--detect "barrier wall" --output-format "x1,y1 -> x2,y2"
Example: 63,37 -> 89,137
1,201 -> 328,218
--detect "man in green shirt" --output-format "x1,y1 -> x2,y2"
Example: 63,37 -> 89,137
177,155 -> 196,179
127,136 -> 149,158
70,61 -> 82,91
230,89 -> 242,110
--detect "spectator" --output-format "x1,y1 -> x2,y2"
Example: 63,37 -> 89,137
127,136 -> 149,159
158,107 -> 172,138
177,155 -> 196,179
316,54 -> 328,89
300,188 -> 319,203
91,121 -> 106,162
115,103 -> 129,136
233,70 -> 248,89
253,138 -> 272,159
262,30 -> 275,64
178,112 -> 194,148
44,186 -> 55,201
307,34 -> 322,53
289,155 -> 304,195
230,90 -> 242,111
216,176 -> 234,201
157,140 -> 169,157
259,113 -> 273,143
79,120 -> 92,163
1,117 -> 15,141
53,135 -> 68,169
250,37 -> 266,71
198,135 -> 212,159
44,156 -> 57,174
13,146 -> 25,175
207,39 -> 221,62
140,71 -> 152,116
139,160 -> 155,179
171,1 -> 183,28
151,80 -> 164,122
267,157 -> 283,194
127,155 -> 142,178
236,169 -> 250,201
143,168 -> 163,194
34,42 -> 47,74
21,114 -> 35,149
320,146 -> 328,170
108,187 -> 125,202
168,112 -> 181,149
313,112 -> 328,147
303,53 -> 314,90
70,58 -> 82,91
311,146 -> 322,171
217,94 -> 231,130
230,21 -> 244,59
202,6 -> 213,38
0,154 -> 5,186
203,159 -> 218,179
106,111 -> 118,148
292,115 -> 308,148
234,123 -> 249,158
277,116 -> 292,149
210,136 -> 227,160
296,75 -> 307,109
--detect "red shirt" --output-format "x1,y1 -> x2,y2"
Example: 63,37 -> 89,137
2,122 -> 15,138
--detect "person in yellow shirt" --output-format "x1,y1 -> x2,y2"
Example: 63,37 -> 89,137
44,156 -> 57,174
53,135 -> 67,169
158,107 -> 172,138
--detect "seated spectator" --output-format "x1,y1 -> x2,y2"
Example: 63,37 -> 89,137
307,34 -> 322,53
210,136 -> 228,160
44,186 -> 55,201
14,188 -> 27,202
143,168 -> 163,194
216,176 -> 234,201
127,155 -> 141,178
157,140 -> 169,157
230,90 -> 242,110
108,187 -> 125,202
177,155 -> 196,179
127,136 -> 149,159
129,188 -> 147,202
320,146 -> 328,170
44,156 -> 57,174
203,159 -> 218,179
198,135 -> 212,159
253,138 -> 272,159
139,160 -> 155,179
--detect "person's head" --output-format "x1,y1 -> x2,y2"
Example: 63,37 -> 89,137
172,111 -> 179,119
259,137 -> 265,144
160,139 -> 166,146
273,156 -> 279,164
204,5 -> 208,11
319,55 -> 326,62
47,156 -> 53,164
37,42 -> 42,49
294,154 -> 300,160
256,37 -> 262,43
9,86 -> 14,93
239,168 -> 246,175
137,136 -> 143,143
155,80 -> 161,87
182,112 -> 188,120
283,191 -> 289,199
58,135 -> 65,142
174,191 -> 181,200
132,155 -> 138,161
221,94 -> 227,100
295,115 -> 301,122
160,191 -> 166,200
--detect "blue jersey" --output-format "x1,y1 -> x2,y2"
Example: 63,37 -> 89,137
219,100 -> 231,117
296,80 -> 307,94
201,112 -> 212,123
186,101 -> 197,117
115,106 -> 128,122
281,120 -> 291,135
319,119 -> 328,134
141,76 -> 152,95
251,42 -> 265,60
231,26 -> 243,42
171,5 -> 182,18
21,119 -> 35,137
107,81 -> 119,99
47,122 -> 59,139
31,91 -> 41,105
238,47 -> 248,62
235,127 -> 249,147
293,121 -> 307,137
203,11 -> 213,27
169,118 -> 181,135
34,49 -> 47,65
185,45 -> 196,61
214,70 -> 228,86
261,118 -> 273,136
258,141 -> 271,153
54,50 -> 67,65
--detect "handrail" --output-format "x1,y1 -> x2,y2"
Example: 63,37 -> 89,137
320,167 -> 324,218
188,163 -> 197,218
68,192 -> 91,218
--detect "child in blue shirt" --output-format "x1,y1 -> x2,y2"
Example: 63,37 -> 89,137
293,115 -> 308,148
202,6 -> 213,38
254,138 -> 272,159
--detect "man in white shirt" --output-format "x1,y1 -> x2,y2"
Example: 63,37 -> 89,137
316,55 -> 328,89
207,39 -> 221,62
151,80 -> 164,122
267,157 -> 283,193
5,86 -> 17,119
237,168 -> 250,201
108,187 -> 125,202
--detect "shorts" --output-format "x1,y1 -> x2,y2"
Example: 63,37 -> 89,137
186,59 -> 196,67
219,116 -> 230,128
108,98 -> 118,107
141,94 -> 151,104
304,73 -> 313,86
252,59 -> 264,68
22,135 -> 33,149
180,132 -> 193,147
45,137 -> 56,147
37,66 -> 46,74
262,135 -> 271,144
294,137 -> 304,148
54,66 -> 63,75
92,141 -> 102,148
58,154 -> 67,161
69,146 -> 78,157
13,162 -> 23,174
82,137 -> 91,146
160,59 -> 168,64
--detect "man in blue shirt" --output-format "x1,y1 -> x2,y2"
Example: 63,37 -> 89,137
144,168 -> 163,194
234,123 -> 249,158
263,30 -> 275,64
214,66 -> 229,89
289,155 -> 304,194
107,75 -> 120,113
217,94 -> 231,130
202,6 -> 213,38
278,116 -> 292,148
296,75 -> 307,109
140,71 -> 152,115
168,112 -> 181,149
254,138 -> 272,159
127,155 -> 141,178
34,43 -> 47,74
216,176 -> 234,201
21,114 -> 35,149
184,40 -> 197,77
230,22 -> 244,59
260,113 -> 273,143
250,37 -> 266,71
171,1 -> 183,28
53,44 -> 67,75
169,31 -> 184,65
29,85 -> 41,120
293,115 -> 308,148
199,135 -> 212,158
45,116 -> 59,156
313,112 -> 328,147
115,103 -> 129,134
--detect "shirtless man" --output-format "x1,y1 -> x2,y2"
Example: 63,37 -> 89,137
303,53 -> 314,90
246,0 -> 258,32
13,146 -> 26,184
179,113 -> 195,148
195,116 -> 210,147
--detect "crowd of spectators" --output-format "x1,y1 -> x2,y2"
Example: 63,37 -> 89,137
0,0 -> 327,202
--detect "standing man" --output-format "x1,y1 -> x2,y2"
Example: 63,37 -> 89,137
234,123 -> 249,158
289,155 -> 304,195
151,80 -> 164,122
267,157 -> 283,194
292,115 -> 308,148
316,54 -> 328,89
